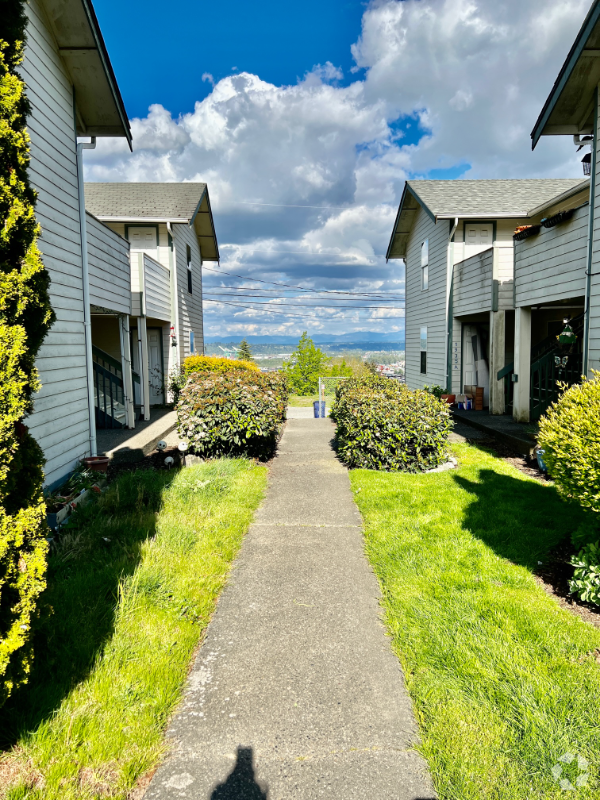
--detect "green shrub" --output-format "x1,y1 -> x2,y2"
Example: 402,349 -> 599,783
1,3 -> 55,707
177,370 -> 288,459
330,375 -> 451,472
423,384 -> 444,399
283,332 -> 329,395
538,372 -> 600,512
183,354 -> 259,376
569,541 -> 600,606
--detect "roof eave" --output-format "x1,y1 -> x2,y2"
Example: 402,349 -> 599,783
527,178 -> 590,216
191,186 -> 220,262
531,0 -> 600,149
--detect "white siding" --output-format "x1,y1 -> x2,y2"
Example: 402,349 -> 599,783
405,206 -> 449,389
87,213 -> 131,315
144,254 -> 171,322
173,223 -> 204,357
515,204 -> 588,307
453,249 -> 493,317
21,0 -> 90,487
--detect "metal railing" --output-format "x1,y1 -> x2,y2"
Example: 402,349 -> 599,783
530,350 -> 583,420
92,345 -> 128,429
497,362 -> 514,414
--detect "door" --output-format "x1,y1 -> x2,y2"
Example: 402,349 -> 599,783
147,328 -> 164,404
462,324 -> 478,389
462,324 -> 490,406
464,223 -> 493,258
128,226 -> 158,259
130,327 -> 142,406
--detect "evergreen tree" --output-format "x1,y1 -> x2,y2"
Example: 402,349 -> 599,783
0,2 -> 55,706
283,332 -> 329,395
237,338 -> 254,362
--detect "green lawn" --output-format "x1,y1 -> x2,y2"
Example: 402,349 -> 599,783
288,393 -> 335,407
351,442 -> 600,800
0,459 -> 267,799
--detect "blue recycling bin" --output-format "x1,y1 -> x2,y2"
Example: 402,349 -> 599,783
313,401 -> 326,418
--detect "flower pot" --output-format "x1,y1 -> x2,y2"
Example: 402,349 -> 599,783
81,456 -> 110,473
441,394 -> 455,404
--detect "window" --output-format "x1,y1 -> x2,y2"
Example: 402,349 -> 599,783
420,326 -> 427,374
421,239 -> 429,291
189,330 -> 195,354
186,244 -> 192,294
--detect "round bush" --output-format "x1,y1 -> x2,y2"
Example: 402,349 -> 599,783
330,375 -> 451,472
538,372 -> 600,512
182,355 -> 259,376
177,370 -> 288,459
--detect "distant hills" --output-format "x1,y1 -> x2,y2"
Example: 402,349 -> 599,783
205,331 -> 405,346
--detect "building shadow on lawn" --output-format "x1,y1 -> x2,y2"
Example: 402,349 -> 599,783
452,463 -> 588,571
0,468 -> 178,749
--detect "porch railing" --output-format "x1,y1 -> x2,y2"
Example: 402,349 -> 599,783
92,346 -> 131,429
497,362 -> 514,414
530,350 -> 583,420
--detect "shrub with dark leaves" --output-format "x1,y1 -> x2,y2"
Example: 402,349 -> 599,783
177,370 -> 288,459
330,375 -> 451,472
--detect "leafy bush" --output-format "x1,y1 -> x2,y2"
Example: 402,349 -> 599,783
538,372 -> 600,512
183,354 -> 259,376
569,541 -> 600,606
423,384 -> 444,399
330,375 -> 451,472
177,370 -> 288,459
0,3 -> 55,708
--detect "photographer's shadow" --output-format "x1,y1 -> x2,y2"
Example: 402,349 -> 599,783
211,747 -> 268,799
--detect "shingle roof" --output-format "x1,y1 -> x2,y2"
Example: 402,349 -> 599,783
407,178 -> 586,218
85,182 -> 207,221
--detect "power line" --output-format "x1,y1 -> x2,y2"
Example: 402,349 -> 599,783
203,294 -> 404,309
223,201 -> 355,210
203,298 -> 405,320
203,265 -> 404,298
221,246 -> 385,258
203,285 -> 404,300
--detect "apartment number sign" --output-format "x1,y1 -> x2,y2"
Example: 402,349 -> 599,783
452,339 -> 460,372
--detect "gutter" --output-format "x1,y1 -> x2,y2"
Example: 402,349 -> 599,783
444,217 -> 459,392
76,137 -> 97,457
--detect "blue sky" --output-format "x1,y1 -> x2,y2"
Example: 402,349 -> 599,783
88,0 -> 586,341
95,0 -> 367,119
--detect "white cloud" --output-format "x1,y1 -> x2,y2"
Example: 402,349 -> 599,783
85,0 -> 590,338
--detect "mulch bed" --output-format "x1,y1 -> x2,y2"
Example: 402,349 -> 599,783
106,447 -> 184,481
464,435 -> 600,630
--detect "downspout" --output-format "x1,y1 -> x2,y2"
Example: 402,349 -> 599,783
583,87 -> 598,376
76,137 -> 97,456
166,222 -> 181,367
445,217 -> 459,391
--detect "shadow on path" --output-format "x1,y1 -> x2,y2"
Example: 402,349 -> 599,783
211,747 -> 268,799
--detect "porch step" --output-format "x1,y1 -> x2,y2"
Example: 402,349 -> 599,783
97,410 -> 177,463
451,409 -> 536,456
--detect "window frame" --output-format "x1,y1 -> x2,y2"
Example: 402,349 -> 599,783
421,239 -> 429,291
420,325 -> 427,375
189,330 -> 195,355
186,244 -> 192,294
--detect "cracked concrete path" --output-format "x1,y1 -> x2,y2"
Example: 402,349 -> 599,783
145,418 -> 436,800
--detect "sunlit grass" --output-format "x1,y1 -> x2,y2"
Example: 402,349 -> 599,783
0,459 -> 267,799
351,442 -> 600,800
288,394 -> 335,407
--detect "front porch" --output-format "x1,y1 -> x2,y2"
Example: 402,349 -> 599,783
451,408 -> 536,455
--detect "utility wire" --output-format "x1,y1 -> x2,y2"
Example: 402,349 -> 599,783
203,285 -> 404,300
203,294 -> 404,309
203,265 -> 403,299
203,298 -> 405,320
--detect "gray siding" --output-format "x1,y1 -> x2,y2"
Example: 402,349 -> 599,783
22,0 -> 91,487
144,254 -> 171,322
515,203 -> 588,307
589,104 -> 600,374
453,249 -> 493,317
173,223 -> 204,357
87,212 -> 131,315
405,205 -> 449,389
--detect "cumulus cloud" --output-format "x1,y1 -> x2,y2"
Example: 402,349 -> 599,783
85,0 -> 589,337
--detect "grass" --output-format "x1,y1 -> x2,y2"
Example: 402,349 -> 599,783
0,459 -> 267,799
350,442 -> 600,800
288,394 -> 335,407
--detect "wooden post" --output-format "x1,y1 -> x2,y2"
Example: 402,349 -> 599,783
513,306 -> 531,423
138,316 -> 151,421
489,310 -> 506,415
119,315 -> 135,428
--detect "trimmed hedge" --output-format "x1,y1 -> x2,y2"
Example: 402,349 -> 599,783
177,370 -> 288,459
538,372 -> 600,513
330,375 -> 451,472
1,3 -> 55,707
182,354 -> 259,376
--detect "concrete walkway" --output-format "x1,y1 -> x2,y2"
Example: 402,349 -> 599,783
145,418 -> 436,800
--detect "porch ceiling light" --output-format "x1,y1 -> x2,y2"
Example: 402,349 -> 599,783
557,320 -> 577,346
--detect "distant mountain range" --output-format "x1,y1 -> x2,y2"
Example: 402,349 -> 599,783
205,331 -> 405,346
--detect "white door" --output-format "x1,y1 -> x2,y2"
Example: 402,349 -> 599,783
148,328 -> 164,404
130,328 -> 142,406
128,227 -> 158,260
462,324 -> 478,389
464,223 -> 493,258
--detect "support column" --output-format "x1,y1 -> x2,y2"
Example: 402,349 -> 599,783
119,315 -> 135,429
451,318 -> 462,395
513,306 -> 531,423
138,316 -> 151,422
489,310 -> 506,415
